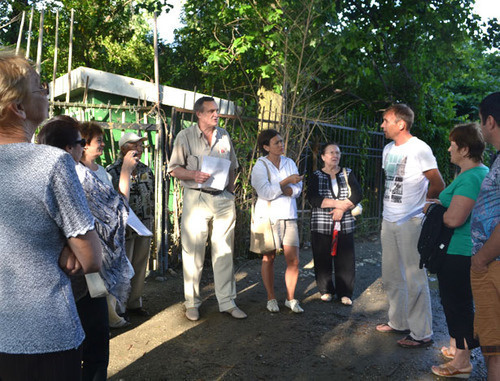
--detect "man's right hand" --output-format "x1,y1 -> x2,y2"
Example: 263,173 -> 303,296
122,150 -> 139,175
193,170 -> 211,184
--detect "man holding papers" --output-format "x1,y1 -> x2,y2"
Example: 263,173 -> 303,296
168,96 -> 247,321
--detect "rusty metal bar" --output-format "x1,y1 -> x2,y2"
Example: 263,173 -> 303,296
50,100 -> 152,111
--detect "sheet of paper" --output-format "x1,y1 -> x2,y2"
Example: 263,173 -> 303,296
85,273 -> 108,298
198,156 -> 231,190
127,208 -> 153,237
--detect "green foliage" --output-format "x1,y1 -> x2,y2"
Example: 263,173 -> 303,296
1,0 -> 172,82
166,0 -> 498,181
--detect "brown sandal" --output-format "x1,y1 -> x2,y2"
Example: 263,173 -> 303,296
431,362 -> 472,378
397,335 -> 434,348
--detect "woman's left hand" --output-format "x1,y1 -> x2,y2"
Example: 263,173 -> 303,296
282,186 -> 293,197
329,208 -> 344,221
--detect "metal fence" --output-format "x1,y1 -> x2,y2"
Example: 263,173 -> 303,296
167,107 -> 385,261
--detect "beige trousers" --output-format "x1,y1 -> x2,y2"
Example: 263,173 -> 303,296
181,188 -> 237,312
125,233 -> 151,309
381,218 -> 433,340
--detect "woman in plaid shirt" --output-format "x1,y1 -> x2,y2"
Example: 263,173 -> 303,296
307,143 -> 362,305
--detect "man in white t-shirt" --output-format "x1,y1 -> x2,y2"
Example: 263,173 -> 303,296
376,104 -> 445,348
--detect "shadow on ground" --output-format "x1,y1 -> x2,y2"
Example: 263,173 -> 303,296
108,239 -> 487,380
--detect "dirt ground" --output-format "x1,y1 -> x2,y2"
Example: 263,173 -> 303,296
108,238 -> 487,380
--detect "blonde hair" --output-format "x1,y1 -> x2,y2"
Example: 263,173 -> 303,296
0,51 -> 34,122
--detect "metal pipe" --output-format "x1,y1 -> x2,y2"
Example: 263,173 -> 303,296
66,9 -> 74,104
15,11 -> 26,55
35,10 -> 44,74
51,9 -> 59,108
25,7 -> 34,59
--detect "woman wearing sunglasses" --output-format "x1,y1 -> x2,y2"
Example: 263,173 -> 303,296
37,116 -> 137,381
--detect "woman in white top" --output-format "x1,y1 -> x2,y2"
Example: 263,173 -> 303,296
251,129 -> 304,313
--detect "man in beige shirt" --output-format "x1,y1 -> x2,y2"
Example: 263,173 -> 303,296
168,96 -> 247,321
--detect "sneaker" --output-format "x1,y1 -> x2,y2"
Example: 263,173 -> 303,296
109,317 -> 130,329
341,297 -> 353,306
320,293 -> 332,302
185,307 -> 200,321
284,299 -> 304,313
266,299 -> 280,313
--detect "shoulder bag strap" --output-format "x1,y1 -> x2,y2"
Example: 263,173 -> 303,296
342,167 -> 351,198
260,159 -> 273,209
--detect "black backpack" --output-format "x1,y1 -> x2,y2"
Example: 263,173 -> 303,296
417,203 -> 454,273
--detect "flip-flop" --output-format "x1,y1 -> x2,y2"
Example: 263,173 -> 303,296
376,323 -> 410,334
441,346 -> 455,359
397,334 -> 434,348
431,362 -> 472,378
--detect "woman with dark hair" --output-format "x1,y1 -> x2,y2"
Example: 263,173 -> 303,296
307,143 -> 362,305
79,121 -> 139,328
428,123 -> 488,378
0,52 -> 101,381
38,115 -> 137,381
80,121 -> 113,186
251,129 -> 304,313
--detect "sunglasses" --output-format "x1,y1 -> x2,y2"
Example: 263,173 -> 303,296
74,139 -> 86,147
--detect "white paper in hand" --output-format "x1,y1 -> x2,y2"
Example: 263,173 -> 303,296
85,273 -> 108,298
127,208 -> 153,237
198,156 -> 231,190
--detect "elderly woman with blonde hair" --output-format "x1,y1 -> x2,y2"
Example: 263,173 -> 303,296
0,52 -> 101,380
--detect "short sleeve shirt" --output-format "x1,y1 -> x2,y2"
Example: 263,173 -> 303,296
167,123 -> 238,190
0,143 -> 95,354
382,137 -> 438,222
471,156 -> 500,260
439,166 -> 489,256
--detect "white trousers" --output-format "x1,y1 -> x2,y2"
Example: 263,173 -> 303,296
381,218 -> 433,340
181,188 -> 237,312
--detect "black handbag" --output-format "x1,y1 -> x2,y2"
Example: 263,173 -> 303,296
417,203 -> 454,273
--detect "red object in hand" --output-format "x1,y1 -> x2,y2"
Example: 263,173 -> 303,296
331,229 -> 339,256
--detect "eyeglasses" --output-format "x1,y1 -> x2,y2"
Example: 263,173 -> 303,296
32,82 -> 49,95
74,139 -> 86,147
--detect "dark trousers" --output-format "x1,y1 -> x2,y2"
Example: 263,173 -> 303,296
437,254 -> 479,350
0,347 -> 82,381
76,294 -> 110,381
311,231 -> 355,298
